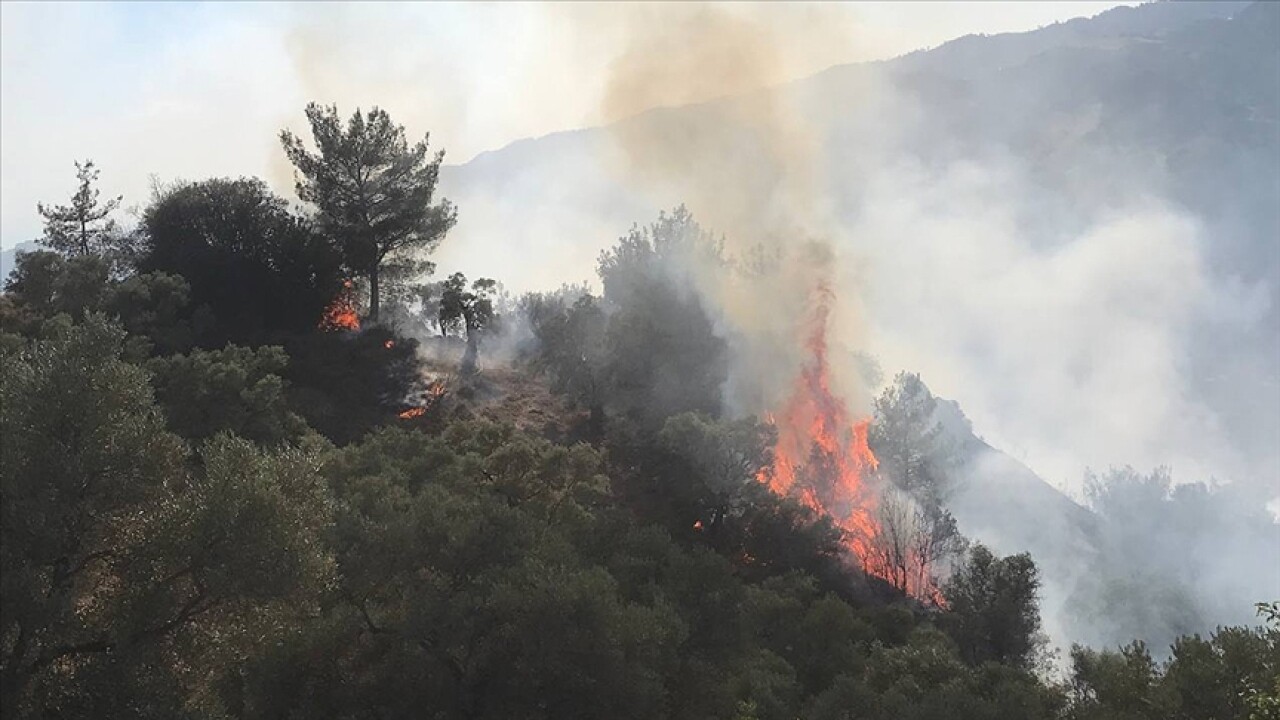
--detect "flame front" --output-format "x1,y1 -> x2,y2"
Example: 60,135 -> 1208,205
398,379 -> 447,420
758,283 -> 940,603
319,280 -> 361,332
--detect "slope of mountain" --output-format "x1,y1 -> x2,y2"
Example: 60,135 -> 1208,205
435,0 -> 1279,650
438,0 -> 1274,285
436,0 -> 1278,483
893,0 -> 1251,79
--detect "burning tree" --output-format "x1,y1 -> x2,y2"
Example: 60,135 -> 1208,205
756,282 -> 954,603
865,487 -> 964,604
319,279 -> 361,332
865,372 -> 968,601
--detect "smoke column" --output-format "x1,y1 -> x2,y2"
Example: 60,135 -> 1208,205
600,3 -> 873,418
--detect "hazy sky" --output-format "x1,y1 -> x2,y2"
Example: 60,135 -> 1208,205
1,1 -> 1136,249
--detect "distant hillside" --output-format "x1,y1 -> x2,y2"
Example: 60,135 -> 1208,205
435,0 -> 1278,493
930,386 -> 1277,653
929,395 -> 1105,650
437,0 -> 1274,289
433,1 -> 1279,652
0,241 -> 38,283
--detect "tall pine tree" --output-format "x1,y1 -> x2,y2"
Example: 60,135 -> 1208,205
281,104 -> 456,321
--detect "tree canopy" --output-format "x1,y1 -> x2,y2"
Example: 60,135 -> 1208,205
438,272 -> 498,374
139,177 -> 344,347
2,123 -> 1274,720
281,103 -> 456,321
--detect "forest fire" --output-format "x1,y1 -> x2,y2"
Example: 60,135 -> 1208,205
319,280 -> 361,332
758,283 -> 941,603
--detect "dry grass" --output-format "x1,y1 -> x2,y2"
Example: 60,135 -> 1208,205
408,356 -> 584,441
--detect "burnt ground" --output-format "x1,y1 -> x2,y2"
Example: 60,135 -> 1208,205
404,354 -> 587,443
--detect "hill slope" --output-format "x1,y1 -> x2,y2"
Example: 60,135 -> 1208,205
435,0 -> 1278,500
432,1 -> 1279,651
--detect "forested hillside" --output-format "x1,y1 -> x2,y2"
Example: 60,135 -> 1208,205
4,2 -> 1280,716
1,106 -> 1277,717
433,0 -> 1280,653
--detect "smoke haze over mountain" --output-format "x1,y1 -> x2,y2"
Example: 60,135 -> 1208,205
431,0 -> 1280,652
439,1 -> 1278,495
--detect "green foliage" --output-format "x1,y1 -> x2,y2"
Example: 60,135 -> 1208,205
148,344 -> 310,446
743,573 -> 875,695
1258,602 -> 1280,626
870,372 -> 961,505
1065,617 -> 1280,720
0,320 -> 186,704
2,251 -> 111,323
250,424 -> 681,719
807,627 -> 1064,720
104,270 -> 195,358
521,289 -> 609,433
657,413 -> 774,519
140,177 -> 343,347
282,326 -> 422,445
1067,641 -> 1172,719
281,103 -> 456,320
438,272 -> 498,374
596,206 -> 728,426
1,310 -> 1271,718
942,544 -> 1045,670
374,253 -> 439,335
2,251 -> 195,357
1249,678 -> 1280,720
607,413 -> 848,594
519,206 -> 729,433
0,317 -> 333,717
3,173 -> 1271,718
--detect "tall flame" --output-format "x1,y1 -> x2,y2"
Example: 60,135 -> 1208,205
319,280 -> 361,332
758,282 -> 940,603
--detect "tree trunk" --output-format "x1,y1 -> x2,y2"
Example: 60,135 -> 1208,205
368,266 -> 380,322
461,329 -> 479,375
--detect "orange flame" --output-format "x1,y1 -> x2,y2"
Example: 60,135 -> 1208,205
398,379 -> 447,420
758,282 -> 940,603
319,280 -> 361,332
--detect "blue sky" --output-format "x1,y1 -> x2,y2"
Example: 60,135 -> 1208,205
1,1 -> 1135,249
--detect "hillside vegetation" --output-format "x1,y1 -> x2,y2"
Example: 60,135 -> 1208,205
1,115 -> 1277,717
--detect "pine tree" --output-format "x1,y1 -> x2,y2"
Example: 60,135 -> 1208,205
36,160 -> 123,258
281,104 -> 456,321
